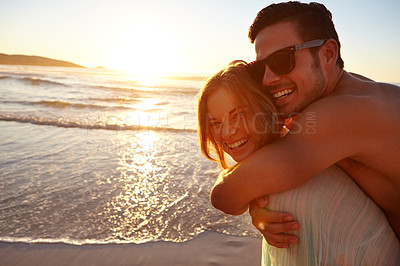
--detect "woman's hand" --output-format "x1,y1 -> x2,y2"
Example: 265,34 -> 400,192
249,196 -> 301,248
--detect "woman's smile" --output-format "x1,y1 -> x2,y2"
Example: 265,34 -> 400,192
226,138 -> 249,150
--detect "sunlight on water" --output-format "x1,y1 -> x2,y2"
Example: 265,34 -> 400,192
136,131 -> 160,151
103,132 -> 189,243
0,65 -> 259,245
122,98 -> 169,128
134,76 -> 161,89
112,111 -> 169,130
129,98 -> 160,111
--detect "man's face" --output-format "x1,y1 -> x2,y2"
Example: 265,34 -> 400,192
254,21 -> 327,118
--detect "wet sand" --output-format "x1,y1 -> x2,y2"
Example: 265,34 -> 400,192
0,232 -> 262,266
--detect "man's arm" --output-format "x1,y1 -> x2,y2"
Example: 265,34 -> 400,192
337,158 -> 400,239
249,159 -> 400,248
210,97 -> 367,215
211,169 -> 250,215
249,196 -> 300,248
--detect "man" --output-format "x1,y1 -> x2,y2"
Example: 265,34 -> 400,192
210,1 -> 400,249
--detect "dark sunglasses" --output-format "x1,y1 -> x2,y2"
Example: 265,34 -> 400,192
247,39 -> 327,82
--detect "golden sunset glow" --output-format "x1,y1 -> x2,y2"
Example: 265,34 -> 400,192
0,1 -> 399,81
1,1 -> 400,259
109,27 -> 182,76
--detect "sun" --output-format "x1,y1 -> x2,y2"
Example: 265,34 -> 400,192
109,27 -> 182,77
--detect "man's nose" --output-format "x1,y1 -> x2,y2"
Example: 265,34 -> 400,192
262,65 -> 281,87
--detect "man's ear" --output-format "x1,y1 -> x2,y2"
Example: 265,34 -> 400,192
321,39 -> 338,68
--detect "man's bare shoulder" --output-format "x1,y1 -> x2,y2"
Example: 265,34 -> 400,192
303,72 -> 400,120
334,72 -> 400,101
286,74 -> 400,163
290,73 -> 400,179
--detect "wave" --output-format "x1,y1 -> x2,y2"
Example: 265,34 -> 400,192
0,74 -> 67,87
22,77 -> 67,87
1,100 -> 149,111
163,75 -> 208,82
0,236 -> 162,246
0,114 -> 197,133
90,84 -> 199,96
87,97 -> 141,104
0,73 -> 201,95
35,100 -> 111,110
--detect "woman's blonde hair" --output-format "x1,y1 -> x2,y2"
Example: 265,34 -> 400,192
197,60 -> 282,169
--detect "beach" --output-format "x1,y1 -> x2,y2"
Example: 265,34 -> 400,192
0,65 -> 261,265
0,232 -> 262,266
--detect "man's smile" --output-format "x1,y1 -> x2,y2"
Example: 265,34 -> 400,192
272,89 -> 294,100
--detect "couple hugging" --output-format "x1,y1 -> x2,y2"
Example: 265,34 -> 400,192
197,2 -> 400,265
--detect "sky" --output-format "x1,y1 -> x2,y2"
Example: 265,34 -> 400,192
0,0 -> 399,82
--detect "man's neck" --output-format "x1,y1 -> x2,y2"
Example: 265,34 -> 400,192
324,67 -> 344,96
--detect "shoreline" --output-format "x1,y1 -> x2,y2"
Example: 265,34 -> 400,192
0,232 -> 262,266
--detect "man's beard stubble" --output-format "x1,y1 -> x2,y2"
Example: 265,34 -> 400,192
286,55 -> 327,118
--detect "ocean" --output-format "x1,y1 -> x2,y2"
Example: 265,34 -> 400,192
0,65 -> 258,245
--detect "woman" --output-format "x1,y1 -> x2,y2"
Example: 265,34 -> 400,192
197,60 -> 399,265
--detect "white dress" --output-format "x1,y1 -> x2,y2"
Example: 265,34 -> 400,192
262,166 -> 400,265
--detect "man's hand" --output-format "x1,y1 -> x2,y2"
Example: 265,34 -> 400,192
249,196 -> 300,248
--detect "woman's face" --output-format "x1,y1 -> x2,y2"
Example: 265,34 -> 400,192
206,87 -> 260,162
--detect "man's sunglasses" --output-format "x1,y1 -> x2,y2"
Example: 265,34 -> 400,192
247,39 -> 327,82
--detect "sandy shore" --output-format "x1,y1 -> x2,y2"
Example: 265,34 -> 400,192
0,232 -> 262,266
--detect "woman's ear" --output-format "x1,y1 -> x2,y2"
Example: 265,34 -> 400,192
321,39 -> 338,68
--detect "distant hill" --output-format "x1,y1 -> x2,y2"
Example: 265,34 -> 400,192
0,53 -> 85,68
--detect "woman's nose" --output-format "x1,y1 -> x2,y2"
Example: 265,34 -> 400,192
221,122 -> 237,138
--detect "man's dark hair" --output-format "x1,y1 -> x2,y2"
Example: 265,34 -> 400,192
249,1 -> 344,68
